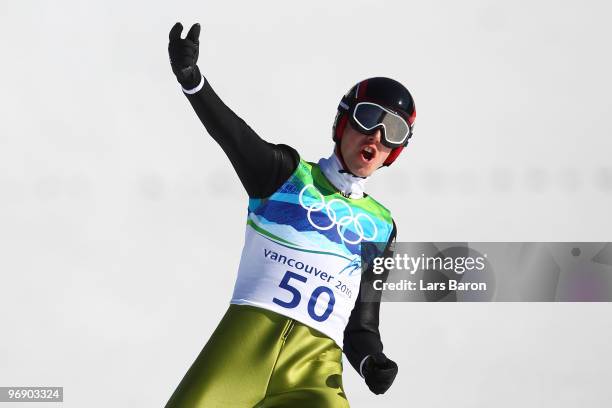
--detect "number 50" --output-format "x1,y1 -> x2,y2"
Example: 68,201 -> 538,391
272,271 -> 335,322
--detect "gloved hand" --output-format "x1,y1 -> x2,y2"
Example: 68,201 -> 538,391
362,352 -> 398,395
168,22 -> 202,90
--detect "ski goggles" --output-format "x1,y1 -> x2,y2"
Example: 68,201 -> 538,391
349,102 -> 413,148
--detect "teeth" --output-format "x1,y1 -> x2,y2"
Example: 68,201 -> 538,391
364,147 -> 373,153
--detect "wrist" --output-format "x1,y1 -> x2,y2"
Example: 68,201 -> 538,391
175,64 -> 203,93
182,73 -> 205,94
359,355 -> 371,378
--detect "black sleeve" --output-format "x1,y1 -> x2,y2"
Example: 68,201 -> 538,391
183,77 -> 299,198
343,219 -> 397,375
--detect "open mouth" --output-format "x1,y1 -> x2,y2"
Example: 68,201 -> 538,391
361,146 -> 375,162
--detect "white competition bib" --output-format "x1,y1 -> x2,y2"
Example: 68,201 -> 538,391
232,227 -> 362,346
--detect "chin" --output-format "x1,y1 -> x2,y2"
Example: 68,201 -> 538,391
361,170 -> 375,177
346,155 -> 376,177
352,166 -> 373,178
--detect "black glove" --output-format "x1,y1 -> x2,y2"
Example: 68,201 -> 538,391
362,352 -> 398,395
168,22 -> 202,90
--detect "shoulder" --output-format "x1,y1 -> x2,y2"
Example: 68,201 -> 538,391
274,143 -> 300,163
268,143 -> 301,180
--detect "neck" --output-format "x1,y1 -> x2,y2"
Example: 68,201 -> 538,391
318,152 -> 368,199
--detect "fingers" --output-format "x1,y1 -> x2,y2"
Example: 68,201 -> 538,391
368,369 -> 397,395
364,353 -> 398,394
169,22 -> 200,42
371,364 -> 398,378
169,23 -> 201,44
378,359 -> 398,371
186,23 -> 201,44
370,352 -> 387,365
376,366 -> 397,375
169,22 -> 183,41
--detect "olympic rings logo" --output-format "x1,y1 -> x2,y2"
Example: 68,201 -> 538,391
298,184 -> 378,245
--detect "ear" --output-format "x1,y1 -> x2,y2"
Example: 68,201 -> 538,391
333,113 -> 349,143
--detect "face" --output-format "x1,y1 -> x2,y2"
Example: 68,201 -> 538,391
339,121 -> 392,177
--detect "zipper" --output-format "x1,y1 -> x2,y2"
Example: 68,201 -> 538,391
281,319 -> 296,342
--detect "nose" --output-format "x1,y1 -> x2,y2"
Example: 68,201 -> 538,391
366,129 -> 383,144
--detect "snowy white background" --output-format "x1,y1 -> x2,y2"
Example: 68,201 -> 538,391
1,0 -> 611,407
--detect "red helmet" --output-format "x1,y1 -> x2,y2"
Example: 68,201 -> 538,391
333,77 -> 416,166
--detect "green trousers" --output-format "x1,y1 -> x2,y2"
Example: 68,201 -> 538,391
165,304 -> 350,408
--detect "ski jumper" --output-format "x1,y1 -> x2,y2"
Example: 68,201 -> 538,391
165,78 -> 396,408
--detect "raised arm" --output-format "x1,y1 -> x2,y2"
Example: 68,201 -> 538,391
343,219 -> 399,395
168,22 -> 298,198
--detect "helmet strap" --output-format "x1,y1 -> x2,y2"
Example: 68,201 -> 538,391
383,146 -> 405,166
334,144 -> 351,173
